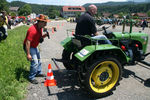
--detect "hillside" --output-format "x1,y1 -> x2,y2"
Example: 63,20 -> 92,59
83,1 -> 139,7
83,2 -> 150,14
9,1 -> 62,15
9,1 -> 150,15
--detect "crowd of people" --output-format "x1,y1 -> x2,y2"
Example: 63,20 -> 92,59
0,10 -> 36,42
96,17 -> 149,30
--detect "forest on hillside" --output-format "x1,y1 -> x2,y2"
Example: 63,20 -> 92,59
1,0 -> 150,18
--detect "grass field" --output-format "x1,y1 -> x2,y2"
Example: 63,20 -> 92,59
0,26 -> 30,100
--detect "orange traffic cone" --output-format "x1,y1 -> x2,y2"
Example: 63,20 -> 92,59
72,30 -> 74,35
52,27 -> 54,34
44,64 -> 57,86
57,24 -> 59,29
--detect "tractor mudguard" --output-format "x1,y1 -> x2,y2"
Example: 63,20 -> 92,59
75,44 -> 130,62
60,37 -> 72,49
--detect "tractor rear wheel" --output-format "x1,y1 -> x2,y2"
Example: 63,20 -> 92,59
81,56 -> 122,98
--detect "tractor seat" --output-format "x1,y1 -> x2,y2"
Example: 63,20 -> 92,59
73,35 -> 93,47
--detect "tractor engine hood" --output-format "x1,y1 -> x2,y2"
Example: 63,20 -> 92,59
112,32 -> 149,53
112,32 -> 148,40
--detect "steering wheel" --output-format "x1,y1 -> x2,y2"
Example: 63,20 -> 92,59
97,25 -> 111,34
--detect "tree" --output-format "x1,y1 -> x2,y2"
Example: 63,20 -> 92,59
0,0 -> 9,12
18,4 -> 32,16
118,12 -> 124,18
147,10 -> 150,17
109,14 -> 114,18
75,12 -> 81,18
10,12 -> 16,16
48,6 -> 60,19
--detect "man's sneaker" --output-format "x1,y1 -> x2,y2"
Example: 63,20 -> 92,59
35,74 -> 46,77
29,79 -> 38,84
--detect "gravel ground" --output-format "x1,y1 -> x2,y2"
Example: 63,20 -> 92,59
25,20 -> 150,100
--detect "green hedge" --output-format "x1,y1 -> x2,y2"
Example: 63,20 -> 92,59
0,26 -> 30,100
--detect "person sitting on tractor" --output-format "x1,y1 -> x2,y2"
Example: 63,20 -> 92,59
75,4 -> 111,44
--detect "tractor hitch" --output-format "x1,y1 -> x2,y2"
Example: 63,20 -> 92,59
139,52 -> 150,66
144,52 -> 150,57
139,60 -> 150,66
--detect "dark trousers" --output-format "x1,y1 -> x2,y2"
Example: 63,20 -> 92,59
0,26 -> 7,40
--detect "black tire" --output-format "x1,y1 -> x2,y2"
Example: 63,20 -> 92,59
62,49 -> 75,70
81,56 -> 122,98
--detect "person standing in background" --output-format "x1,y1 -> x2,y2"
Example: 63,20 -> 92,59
0,11 -> 10,41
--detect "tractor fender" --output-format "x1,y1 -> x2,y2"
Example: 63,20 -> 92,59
60,37 -> 72,49
75,44 -> 130,63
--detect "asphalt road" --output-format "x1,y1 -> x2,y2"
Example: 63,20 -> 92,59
25,20 -> 150,100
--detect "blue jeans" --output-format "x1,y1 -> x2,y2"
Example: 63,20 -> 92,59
23,46 -> 42,80
29,47 -> 42,80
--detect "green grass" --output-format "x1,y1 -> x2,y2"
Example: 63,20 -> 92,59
0,26 -> 30,100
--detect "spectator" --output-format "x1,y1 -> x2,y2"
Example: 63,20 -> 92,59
141,19 -> 148,30
7,14 -> 12,27
0,11 -> 10,41
15,16 -> 19,25
23,14 -> 50,84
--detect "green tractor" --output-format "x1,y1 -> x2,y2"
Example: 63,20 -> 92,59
60,19 -> 149,98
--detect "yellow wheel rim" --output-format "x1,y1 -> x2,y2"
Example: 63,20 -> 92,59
89,61 -> 120,93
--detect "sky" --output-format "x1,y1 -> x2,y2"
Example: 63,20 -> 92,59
6,0 -> 130,6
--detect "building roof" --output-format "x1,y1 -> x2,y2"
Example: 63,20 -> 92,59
9,7 -> 19,11
133,13 -> 148,17
103,13 -> 111,17
62,6 -> 85,12
113,14 -> 119,18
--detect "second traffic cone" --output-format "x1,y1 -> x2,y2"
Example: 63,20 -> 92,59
44,64 -> 57,86
57,24 -> 59,29
52,27 -> 54,34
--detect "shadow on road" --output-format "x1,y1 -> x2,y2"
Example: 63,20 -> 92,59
122,68 -> 150,87
51,70 -> 95,100
144,78 -> 150,87
45,69 -> 112,100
